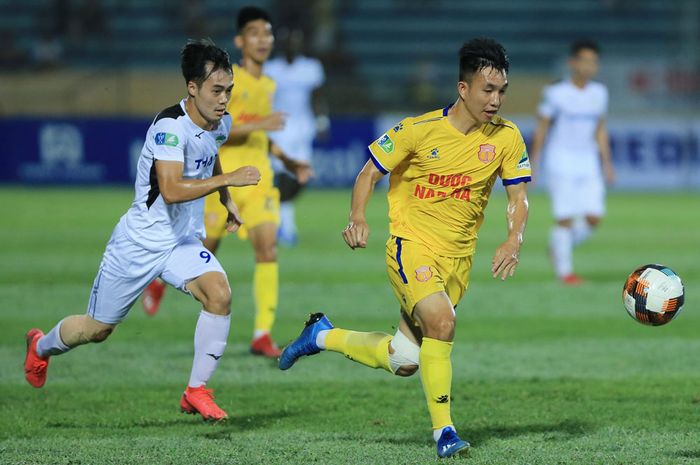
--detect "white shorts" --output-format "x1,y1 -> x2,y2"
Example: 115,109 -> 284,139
86,222 -> 226,324
270,130 -> 314,174
547,172 -> 606,220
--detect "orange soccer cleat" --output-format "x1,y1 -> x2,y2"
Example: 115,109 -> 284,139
250,333 -> 282,358
24,329 -> 50,388
180,385 -> 228,421
561,273 -> 584,286
142,279 -> 166,316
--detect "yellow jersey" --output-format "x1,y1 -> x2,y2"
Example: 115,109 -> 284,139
368,106 -> 531,257
219,64 -> 276,184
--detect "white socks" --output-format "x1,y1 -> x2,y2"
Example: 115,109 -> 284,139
572,217 -> 593,246
279,202 -> 297,236
551,219 -> 596,278
36,319 -> 71,358
188,310 -> 230,388
550,226 -> 573,278
434,425 -> 456,442
315,329 -> 330,349
253,329 -> 268,340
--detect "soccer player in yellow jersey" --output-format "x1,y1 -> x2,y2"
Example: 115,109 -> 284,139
141,7 -> 311,358
279,38 -> 530,458
208,6 -> 311,357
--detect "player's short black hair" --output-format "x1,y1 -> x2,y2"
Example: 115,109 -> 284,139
459,38 -> 509,83
181,38 -> 232,87
237,6 -> 271,32
570,39 -> 600,57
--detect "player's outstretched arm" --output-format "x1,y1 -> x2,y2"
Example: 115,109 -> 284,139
156,159 -> 260,204
492,182 -> 529,280
529,116 -> 551,183
224,112 -> 287,146
342,160 -> 384,249
270,142 -> 313,184
595,118 -> 615,185
212,157 -> 244,232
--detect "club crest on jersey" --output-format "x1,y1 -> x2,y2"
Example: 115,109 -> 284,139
415,265 -> 433,282
428,148 -> 440,159
215,135 -> 227,146
393,123 -> 404,133
516,149 -> 531,170
155,132 -> 179,147
477,144 -> 496,163
377,134 -> 394,154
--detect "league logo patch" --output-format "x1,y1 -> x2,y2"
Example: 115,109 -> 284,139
155,132 -> 179,147
377,133 -> 395,154
477,144 -> 496,163
215,135 -> 227,146
415,265 -> 433,282
516,149 -> 531,170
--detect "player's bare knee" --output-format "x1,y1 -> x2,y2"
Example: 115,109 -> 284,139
395,364 -> 419,377
585,216 -> 601,227
204,285 -> 231,315
83,317 -> 116,344
90,327 -> 114,343
557,218 -> 573,228
389,330 -> 420,376
422,317 -> 455,341
255,248 -> 277,263
192,272 -> 231,315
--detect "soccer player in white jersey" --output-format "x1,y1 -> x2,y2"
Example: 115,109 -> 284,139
531,39 -> 615,285
264,27 -> 326,246
23,39 -> 261,421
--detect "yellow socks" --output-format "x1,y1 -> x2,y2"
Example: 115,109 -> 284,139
253,262 -> 278,333
419,337 -> 453,430
325,328 -> 392,372
322,329 -> 454,430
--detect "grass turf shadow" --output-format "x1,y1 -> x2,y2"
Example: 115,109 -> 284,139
201,409 -> 299,439
463,419 -> 592,447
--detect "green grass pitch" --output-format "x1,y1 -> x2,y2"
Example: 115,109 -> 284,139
0,186 -> 698,464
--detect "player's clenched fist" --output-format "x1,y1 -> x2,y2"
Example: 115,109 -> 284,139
342,220 -> 369,249
226,166 -> 261,186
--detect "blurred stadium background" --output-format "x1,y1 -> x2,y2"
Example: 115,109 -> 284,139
0,0 -> 698,189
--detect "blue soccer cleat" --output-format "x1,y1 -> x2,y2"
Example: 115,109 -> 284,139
436,426 -> 470,458
279,313 -> 333,370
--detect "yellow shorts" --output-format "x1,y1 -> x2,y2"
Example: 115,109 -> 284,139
385,236 -> 472,319
204,184 -> 280,240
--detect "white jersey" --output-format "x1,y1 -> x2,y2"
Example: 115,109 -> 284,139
538,79 -> 608,175
264,55 -> 324,162
122,99 -> 231,251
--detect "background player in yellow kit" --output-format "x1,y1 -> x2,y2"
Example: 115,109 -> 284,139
206,6 -> 311,357
142,7 -> 311,358
279,38 -> 530,458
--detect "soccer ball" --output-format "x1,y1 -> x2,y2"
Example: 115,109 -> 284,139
623,264 -> 685,326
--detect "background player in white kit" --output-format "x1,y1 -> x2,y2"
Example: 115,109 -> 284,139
264,26 -> 326,246
531,39 -> 615,285
23,39 -> 261,421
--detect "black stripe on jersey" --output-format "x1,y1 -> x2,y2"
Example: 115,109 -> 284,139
413,103 -> 452,126
488,120 -> 514,130
145,159 -> 160,209
413,116 -> 443,126
146,103 -> 183,208
153,103 -> 185,124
